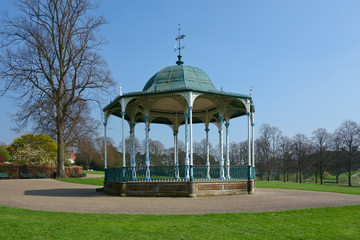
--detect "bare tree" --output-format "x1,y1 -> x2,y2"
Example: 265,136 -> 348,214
147,139 -> 165,165
239,141 -> 248,165
75,134 -> 98,170
94,136 -> 120,169
335,120 -> 360,186
258,124 -> 281,181
279,136 -> 292,182
24,98 -> 100,147
270,126 -> 282,180
255,138 -> 266,180
328,133 -> 344,184
193,140 -> 205,165
258,124 -> 272,181
0,0 -> 114,177
311,128 -> 331,184
292,133 -> 309,183
229,142 -> 240,165
120,135 -> 141,167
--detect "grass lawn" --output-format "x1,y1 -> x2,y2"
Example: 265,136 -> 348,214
0,205 -> 359,239
256,181 -> 360,195
58,177 -> 103,186
83,170 -> 104,175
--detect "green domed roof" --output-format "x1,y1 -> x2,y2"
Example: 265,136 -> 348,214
143,65 -> 217,92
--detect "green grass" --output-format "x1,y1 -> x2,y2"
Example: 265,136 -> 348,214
257,181 -> 360,195
0,205 -> 359,239
58,177 -> 103,186
83,170 -> 104,175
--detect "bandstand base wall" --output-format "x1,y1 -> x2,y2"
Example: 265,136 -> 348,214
104,180 -> 255,197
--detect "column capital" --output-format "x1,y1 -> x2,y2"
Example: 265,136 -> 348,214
246,112 -> 251,117
205,128 -> 210,133
173,130 -> 179,135
144,115 -> 150,122
120,111 -> 126,117
189,106 -> 193,111
251,123 -> 255,127
184,112 -> 189,118
225,122 -> 230,128
218,116 -> 224,123
103,122 -> 107,127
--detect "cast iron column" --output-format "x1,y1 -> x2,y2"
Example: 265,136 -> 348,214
225,122 -> 231,179
205,128 -> 210,179
218,116 -> 225,180
144,116 -> 151,181
184,112 -> 190,180
131,122 -> 137,181
103,122 -> 107,170
174,130 -> 179,180
121,112 -> 127,181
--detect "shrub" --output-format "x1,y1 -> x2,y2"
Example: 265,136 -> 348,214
8,134 -> 57,165
0,146 -> 11,163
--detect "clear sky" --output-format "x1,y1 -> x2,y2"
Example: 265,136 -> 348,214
1,0 -> 360,148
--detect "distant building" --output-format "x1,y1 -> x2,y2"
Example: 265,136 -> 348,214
68,150 -> 76,165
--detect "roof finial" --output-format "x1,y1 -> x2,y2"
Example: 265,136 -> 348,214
175,24 -> 185,65
250,86 -> 253,97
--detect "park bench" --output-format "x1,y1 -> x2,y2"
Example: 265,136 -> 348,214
36,173 -> 48,178
0,173 -> 10,179
71,174 -> 78,178
80,173 -> 87,177
21,173 -> 33,178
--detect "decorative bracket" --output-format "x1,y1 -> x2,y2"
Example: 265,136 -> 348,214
120,97 -> 135,114
177,91 -> 202,110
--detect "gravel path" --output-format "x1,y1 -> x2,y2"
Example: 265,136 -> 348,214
1,179 -> 359,214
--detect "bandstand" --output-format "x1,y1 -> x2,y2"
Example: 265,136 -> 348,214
102,27 -> 255,197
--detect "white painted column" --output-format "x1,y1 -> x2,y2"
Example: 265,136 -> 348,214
103,122 -> 107,169
131,122 -> 137,181
218,116 -> 225,180
184,112 -> 190,180
205,128 -> 210,179
247,112 -> 251,180
189,106 -> 194,181
251,113 -> 255,168
225,121 -> 230,179
121,111 -> 126,181
174,130 -> 179,180
144,116 -> 151,181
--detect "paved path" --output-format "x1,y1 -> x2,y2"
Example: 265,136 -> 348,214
0,179 -> 360,214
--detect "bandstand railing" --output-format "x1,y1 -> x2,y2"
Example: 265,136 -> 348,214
105,165 -> 255,182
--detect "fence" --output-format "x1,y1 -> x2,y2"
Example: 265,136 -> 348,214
105,165 -> 255,182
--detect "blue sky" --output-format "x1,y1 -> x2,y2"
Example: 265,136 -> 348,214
1,0 -> 360,148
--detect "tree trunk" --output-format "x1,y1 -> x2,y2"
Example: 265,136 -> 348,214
348,155 -> 352,187
56,101 -> 66,178
336,174 -> 339,184
283,170 -> 286,182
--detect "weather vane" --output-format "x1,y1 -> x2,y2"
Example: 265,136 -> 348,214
174,24 -> 186,65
